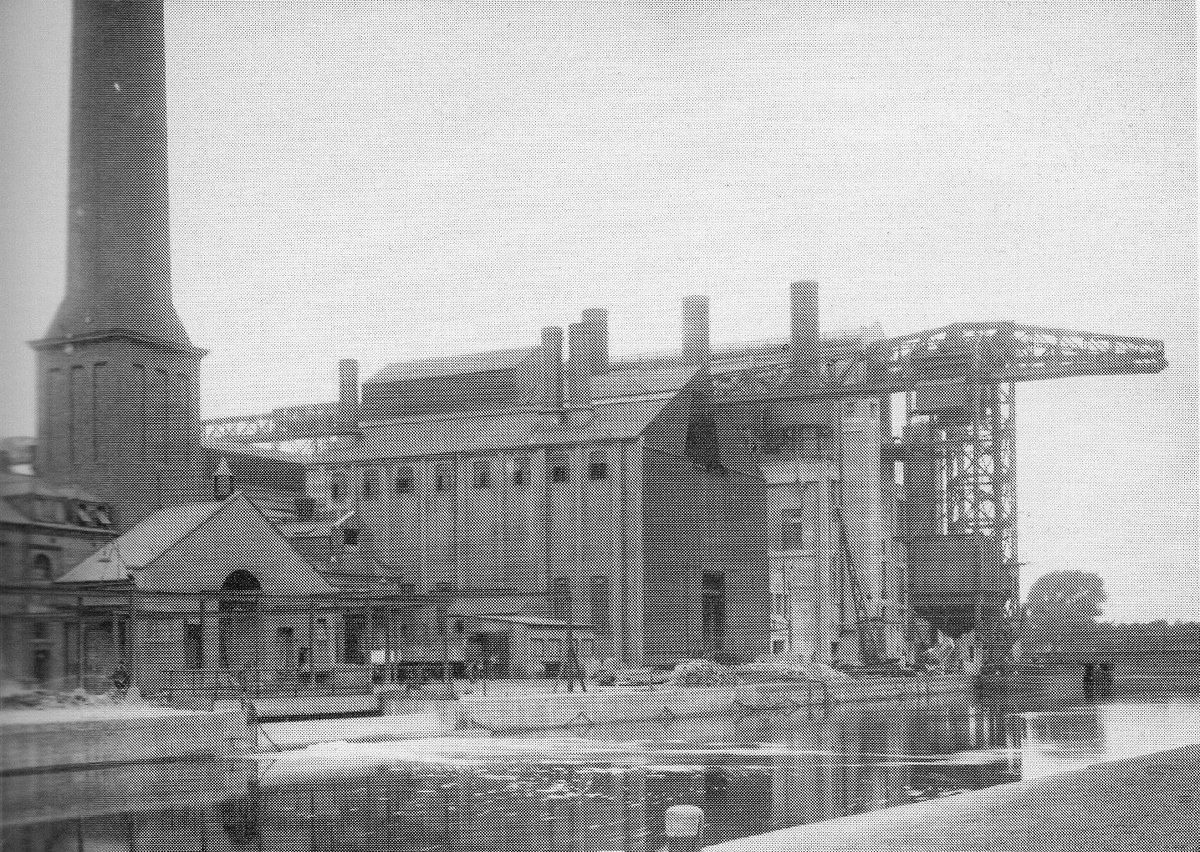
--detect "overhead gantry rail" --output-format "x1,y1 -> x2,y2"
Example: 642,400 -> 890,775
200,323 -> 1166,443
711,322 -> 1167,402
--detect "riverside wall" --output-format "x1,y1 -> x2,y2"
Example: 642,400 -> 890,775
0,704 -> 253,773
456,674 -> 967,732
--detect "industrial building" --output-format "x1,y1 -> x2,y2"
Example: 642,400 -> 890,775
0,0 -> 1168,695
296,285 -> 911,675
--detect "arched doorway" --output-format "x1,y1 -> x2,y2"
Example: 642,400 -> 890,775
219,571 -> 261,673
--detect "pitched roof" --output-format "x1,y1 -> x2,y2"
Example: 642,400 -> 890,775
56,501 -> 227,583
0,500 -> 30,525
0,472 -> 106,502
322,393 -> 677,463
367,347 -> 538,384
57,493 -> 336,594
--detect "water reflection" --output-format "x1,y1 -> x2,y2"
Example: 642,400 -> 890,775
4,691 -> 1199,852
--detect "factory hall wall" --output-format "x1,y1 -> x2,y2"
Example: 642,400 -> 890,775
639,385 -> 770,667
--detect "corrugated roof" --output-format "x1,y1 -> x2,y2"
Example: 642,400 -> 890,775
321,394 -> 675,463
368,347 -> 538,385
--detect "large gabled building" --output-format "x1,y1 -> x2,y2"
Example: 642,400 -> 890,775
305,303 -> 771,674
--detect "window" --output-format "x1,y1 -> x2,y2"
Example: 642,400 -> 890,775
781,514 -> 802,550
547,454 -> 570,483
362,467 -> 380,500
587,451 -> 608,480
774,592 -> 787,618
330,470 -> 348,503
32,554 -> 53,582
472,459 -> 491,489
549,577 -> 571,622
434,463 -> 455,492
394,467 -> 415,494
880,558 -> 888,600
512,458 -> 530,487
772,638 -> 786,655
342,528 -> 359,547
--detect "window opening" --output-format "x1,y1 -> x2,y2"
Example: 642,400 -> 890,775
587,452 -> 608,480
547,454 -> 570,483
362,467 -> 380,500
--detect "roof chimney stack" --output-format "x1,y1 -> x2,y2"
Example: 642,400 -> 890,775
790,280 -> 820,376
566,322 -> 590,406
681,296 -> 711,373
581,308 -> 609,375
336,359 -> 360,432
540,326 -> 565,411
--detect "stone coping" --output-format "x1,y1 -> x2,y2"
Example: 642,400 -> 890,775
705,743 -> 1200,852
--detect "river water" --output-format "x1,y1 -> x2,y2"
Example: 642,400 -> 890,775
4,688 -> 1200,852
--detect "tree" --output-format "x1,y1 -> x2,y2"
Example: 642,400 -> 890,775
1026,570 -> 1108,630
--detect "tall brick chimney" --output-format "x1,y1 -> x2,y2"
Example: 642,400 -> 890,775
30,0 -> 205,529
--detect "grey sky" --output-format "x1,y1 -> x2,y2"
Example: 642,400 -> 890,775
1,0 -> 1195,620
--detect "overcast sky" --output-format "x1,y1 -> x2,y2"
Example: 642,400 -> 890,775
1,0 -> 1195,621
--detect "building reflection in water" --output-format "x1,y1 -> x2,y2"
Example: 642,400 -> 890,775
8,695 -> 1197,852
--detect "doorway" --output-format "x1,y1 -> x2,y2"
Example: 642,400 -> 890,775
701,571 -> 726,660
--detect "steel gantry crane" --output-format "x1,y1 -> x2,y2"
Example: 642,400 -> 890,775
708,321 -> 1166,662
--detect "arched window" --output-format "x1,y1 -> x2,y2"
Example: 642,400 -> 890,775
221,570 -> 261,592
32,553 -> 53,581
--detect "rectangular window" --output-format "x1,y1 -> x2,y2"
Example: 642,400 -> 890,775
330,470 -> 347,503
550,577 -> 571,622
548,454 -> 570,483
394,466 -> 415,494
512,458 -> 531,487
434,463 -> 455,492
472,459 -> 491,488
587,451 -> 608,481
781,515 -> 802,550
362,467 -> 380,500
